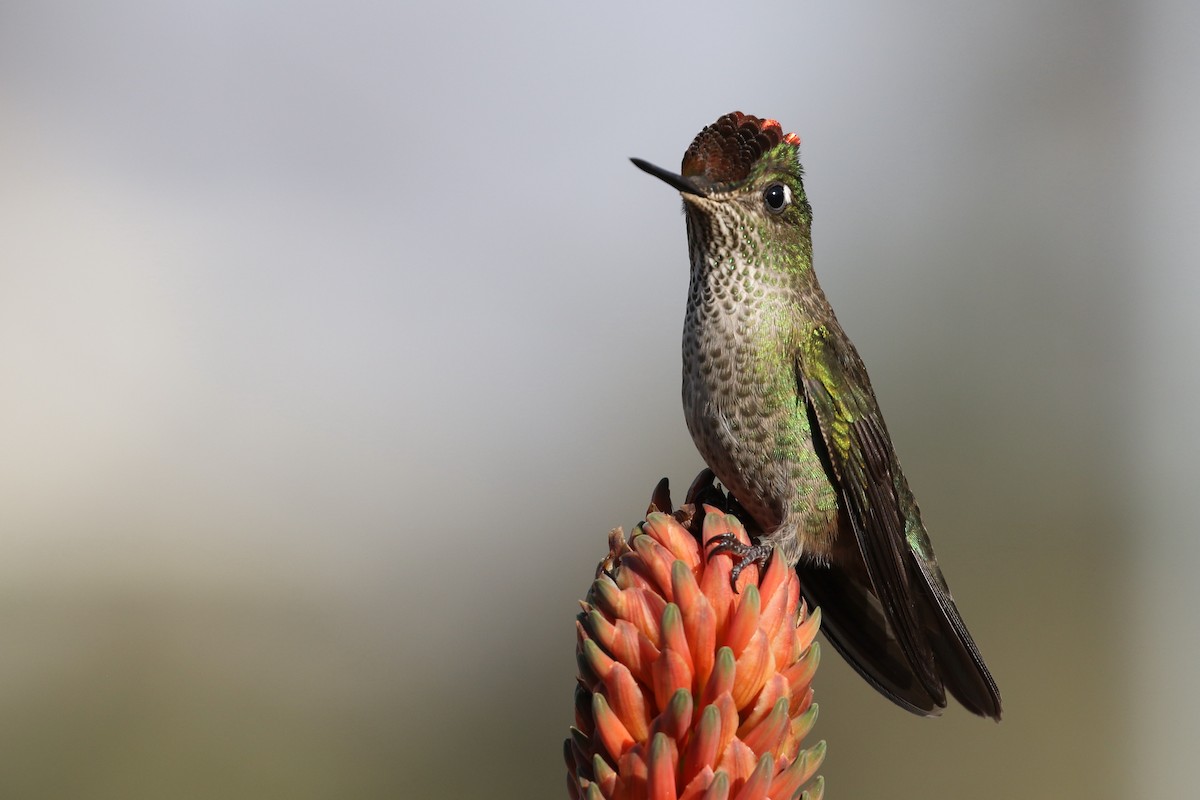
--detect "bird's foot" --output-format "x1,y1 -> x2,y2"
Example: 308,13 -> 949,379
705,534 -> 772,593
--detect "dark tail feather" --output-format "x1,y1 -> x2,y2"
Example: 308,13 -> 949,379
801,561 -> 1003,720
799,564 -> 946,716
912,561 -> 1003,720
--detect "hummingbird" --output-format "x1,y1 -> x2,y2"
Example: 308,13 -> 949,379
631,112 -> 1001,719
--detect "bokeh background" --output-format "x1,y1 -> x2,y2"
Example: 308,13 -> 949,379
1,1 -> 1196,797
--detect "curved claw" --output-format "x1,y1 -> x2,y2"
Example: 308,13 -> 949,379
704,533 -> 742,559
705,534 -> 772,593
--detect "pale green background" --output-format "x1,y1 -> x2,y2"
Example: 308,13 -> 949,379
1,1 -> 1195,798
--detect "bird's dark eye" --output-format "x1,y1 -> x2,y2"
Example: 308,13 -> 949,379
763,182 -> 790,214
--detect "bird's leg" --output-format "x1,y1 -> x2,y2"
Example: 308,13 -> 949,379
705,535 -> 773,592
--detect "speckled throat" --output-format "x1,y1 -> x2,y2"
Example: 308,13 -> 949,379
679,193 -> 841,565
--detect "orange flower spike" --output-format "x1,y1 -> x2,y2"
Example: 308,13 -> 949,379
566,477 -> 824,800
671,560 -> 717,690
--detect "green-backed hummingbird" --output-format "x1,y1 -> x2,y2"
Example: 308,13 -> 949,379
631,112 -> 1001,719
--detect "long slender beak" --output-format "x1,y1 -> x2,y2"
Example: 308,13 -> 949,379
630,158 -> 707,197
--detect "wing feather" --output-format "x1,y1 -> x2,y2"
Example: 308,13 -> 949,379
798,348 -> 943,700
796,332 -> 1002,718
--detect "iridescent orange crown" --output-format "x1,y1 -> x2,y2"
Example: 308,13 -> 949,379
681,112 -> 801,184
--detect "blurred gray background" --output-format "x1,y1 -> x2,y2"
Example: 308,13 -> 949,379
1,1 -> 1196,798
